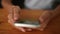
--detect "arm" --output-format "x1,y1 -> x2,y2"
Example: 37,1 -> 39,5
38,5 -> 60,31
1,0 -> 12,8
51,5 -> 60,17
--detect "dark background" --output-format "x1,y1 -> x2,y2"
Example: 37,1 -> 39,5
12,0 -> 24,9
0,0 -> 3,8
0,0 -> 60,9
0,0 -> 24,8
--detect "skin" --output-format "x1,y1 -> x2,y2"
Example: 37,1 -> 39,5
2,0 -> 60,32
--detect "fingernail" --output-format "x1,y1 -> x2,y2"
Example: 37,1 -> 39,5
21,29 -> 26,32
14,17 -> 18,20
23,31 -> 25,32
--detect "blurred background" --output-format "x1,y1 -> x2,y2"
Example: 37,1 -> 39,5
0,0 -> 60,9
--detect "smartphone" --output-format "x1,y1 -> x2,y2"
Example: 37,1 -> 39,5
14,20 -> 40,28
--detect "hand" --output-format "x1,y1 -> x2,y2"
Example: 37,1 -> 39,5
8,14 -> 32,32
26,10 -> 55,31
8,6 -> 32,32
32,10 -> 56,31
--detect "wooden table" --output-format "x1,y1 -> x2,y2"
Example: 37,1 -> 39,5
0,6 -> 60,34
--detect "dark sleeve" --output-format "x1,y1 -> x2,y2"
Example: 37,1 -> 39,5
12,0 -> 24,9
52,0 -> 60,9
56,0 -> 60,4
0,0 -> 3,8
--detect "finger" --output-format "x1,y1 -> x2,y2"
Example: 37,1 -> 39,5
38,28 -> 44,31
27,28 -> 32,31
20,28 -> 26,32
16,27 -> 26,32
39,17 -> 44,23
38,21 -> 49,31
14,16 -> 18,21
8,19 -> 14,24
30,23 -> 47,31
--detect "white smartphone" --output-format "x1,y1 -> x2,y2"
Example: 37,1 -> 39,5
14,20 -> 40,28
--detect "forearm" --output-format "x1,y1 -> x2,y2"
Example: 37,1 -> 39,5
1,0 -> 12,8
52,5 -> 60,16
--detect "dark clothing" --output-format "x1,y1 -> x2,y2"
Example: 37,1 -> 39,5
52,0 -> 60,9
0,0 -> 3,8
12,0 -> 24,9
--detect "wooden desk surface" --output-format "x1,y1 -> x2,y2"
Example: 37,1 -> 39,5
0,9 -> 60,34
